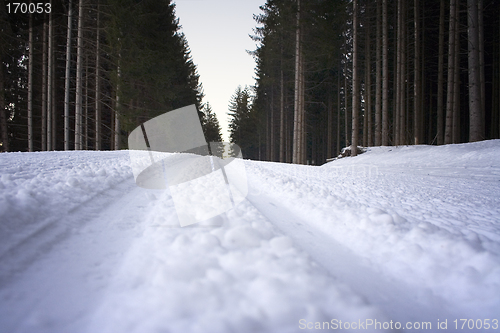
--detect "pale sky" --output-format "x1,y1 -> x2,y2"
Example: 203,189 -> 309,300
173,0 -> 264,141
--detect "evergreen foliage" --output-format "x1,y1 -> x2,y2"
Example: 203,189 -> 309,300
228,86 -> 261,159
202,102 -> 222,144
0,0 -> 219,152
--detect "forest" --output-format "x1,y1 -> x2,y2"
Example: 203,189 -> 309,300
0,0 -> 222,153
2,0 -> 500,166
228,0 -> 500,164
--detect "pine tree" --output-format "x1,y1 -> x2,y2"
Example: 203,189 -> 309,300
228,86 -> 259,159
202,103 -> 222,144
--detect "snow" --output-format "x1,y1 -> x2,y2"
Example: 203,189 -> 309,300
1,140 -> 500,332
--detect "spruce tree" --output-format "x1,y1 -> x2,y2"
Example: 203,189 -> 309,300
202,103 -> 222,144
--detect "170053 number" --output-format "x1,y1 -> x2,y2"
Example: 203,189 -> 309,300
6,2 -> 51,14
454,319 -> 498,330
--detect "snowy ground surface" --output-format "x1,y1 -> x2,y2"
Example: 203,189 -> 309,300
1,140 -> 499,333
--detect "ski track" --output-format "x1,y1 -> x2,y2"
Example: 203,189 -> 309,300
242,143 -> 500,330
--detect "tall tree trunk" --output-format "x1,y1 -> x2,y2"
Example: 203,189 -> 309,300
95,0 -> 101,151
366,22 -> 373,148
445,0 -> 456,144
399,0 -> 406,145
414,0 -> 421,144
382,0 -> 389,146
47,12 -> 53,150
41,19 -> 48,151
279,71 -> 284,162
114,60 -> 121,150
75,0 -> 84,150
51,19 -> 57,150
375,0 -> 382,146
84,55 -> 89,150
327,95 -> 333,158
478,0 -> 485,129
453,2 -> 460,143
497,17 -> 500,138
337,71 -> 341,155
64,0 -> 73,151
266,99 -> 270,159
0,58 -> 7,152
28,14 -> 34,152
468,0 -> 484,142
437,0 -> 445,145
286,91 -> 291,163
395,0 -> 402,145
292,0 -> 304,164
351,0 -> 359,156
345,62 -> 350,148
270,86 -> 275,161
300,48 -> 306,164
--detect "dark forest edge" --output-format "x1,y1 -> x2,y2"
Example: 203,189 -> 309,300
228,0 -> 500,164
0,0 -> 222,153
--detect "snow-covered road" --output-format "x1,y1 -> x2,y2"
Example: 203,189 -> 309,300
1,141 -> 499,332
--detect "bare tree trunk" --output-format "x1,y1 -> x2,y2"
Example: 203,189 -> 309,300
492,32 -> 499,138
351,0 -> 359,156
366,24 -> 373,148
292,0 -> 304,164
399,0 -> 406,145
279,71 -> 284,162
75,0 -> 84,150
375,0 -> 382,146
0,57 -> 7,152
478,0 -> 485,127
382,0 -> 389,146
292,0 -> 300,164
453,1 -> 460,143
270,86 -> 275,161
300,50 -> 306,164
327,95 -> 333,158
337,72 -> 341,155
437,0 -> 445,145
114,60 -> 121,150
345,62 -> 350,148
286,90 -> 291,163
414,0 -> 421,144
468,0 -> 483,142
95,0 -> 101,150
41,19 -> 48,151
51,18 -> 57,150
84,55 -> 89,150
64,0 -> 73,151
28,14 -> 34,152
395,0 -> 402,145
445,0 -> 456,144
47,12 -> 53,150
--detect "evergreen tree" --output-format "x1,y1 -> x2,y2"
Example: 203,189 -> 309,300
228,86 -> 260,159
202,102 -> 222,144
104,0 -> 204,146
0,0 -> 204,152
